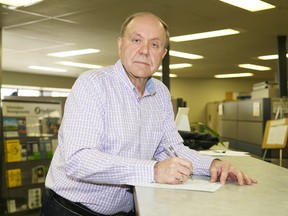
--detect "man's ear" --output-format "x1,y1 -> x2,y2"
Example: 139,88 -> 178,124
162,48 -> 168,59
117,37 -> 123,56
117,37 -> 122,50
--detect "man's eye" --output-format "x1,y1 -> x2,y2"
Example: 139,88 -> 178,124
151,43 -> 159,48
132,39 -> 141,43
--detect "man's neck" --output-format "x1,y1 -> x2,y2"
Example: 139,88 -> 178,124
125,70 -> 148,97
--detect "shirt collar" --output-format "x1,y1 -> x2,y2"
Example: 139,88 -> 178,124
115,60 -> 156,97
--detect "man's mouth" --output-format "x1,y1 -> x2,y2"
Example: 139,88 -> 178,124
134,61 -> 150,66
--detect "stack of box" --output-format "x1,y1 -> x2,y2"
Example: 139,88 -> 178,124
251,81 -> 279,99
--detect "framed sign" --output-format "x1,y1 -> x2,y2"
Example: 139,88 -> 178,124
262,118 -> 288,149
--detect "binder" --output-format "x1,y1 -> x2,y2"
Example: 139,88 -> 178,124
4,139 -> 22,162
6,169 -> 22,188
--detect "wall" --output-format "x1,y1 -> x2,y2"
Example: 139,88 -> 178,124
3,71 -> 76,89
3,71 -> 265,125
170,78 -> 264,124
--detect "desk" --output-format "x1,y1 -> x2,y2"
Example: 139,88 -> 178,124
134,156 -> 288,216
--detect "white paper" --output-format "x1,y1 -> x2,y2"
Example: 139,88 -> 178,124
199,150 -> 249,156
270,118 -> 286,126
253,102 -> 261,117
26,117 -> 41,136
175,107 -> 190,131
218,104 -> 223,116
131,178 -> 222,193
267,125 -> 287,144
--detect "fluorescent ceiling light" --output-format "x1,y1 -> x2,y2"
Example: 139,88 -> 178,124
170,29 -> 239,42
153,72 -> 177,78
215,73 -> 253,78
258,53 -> 288,60
2,84 -> 70,93
28,65 -> 67,73
48,49 -> 100,57
158,63 -> 192,70
219,0 -> 275,12
169,50 -> 203,59
238,64 -> 271,71
0,0 -> 43,7
58,61 -> 102,69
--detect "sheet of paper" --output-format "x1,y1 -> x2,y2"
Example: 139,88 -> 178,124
26,117 -> 41,136
267,125 -> 287,144
253,102 -> 261,117
198,150 -> 249,156
130,178 -> 222,193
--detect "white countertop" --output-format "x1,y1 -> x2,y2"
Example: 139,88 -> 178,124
134,156 -> 288,216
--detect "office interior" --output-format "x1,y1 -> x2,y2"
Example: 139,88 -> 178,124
0,1 -> 288,215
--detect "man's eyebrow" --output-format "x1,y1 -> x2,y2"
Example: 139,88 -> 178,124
128,32 -> 143,38
130,32 -> 162,41
128,32 -> 164,45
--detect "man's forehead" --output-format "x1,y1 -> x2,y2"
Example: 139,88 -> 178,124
125,18 -> 165,37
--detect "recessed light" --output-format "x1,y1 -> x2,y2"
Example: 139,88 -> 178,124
170,29 -> 239,42
238,64 -> 271,71
58,61 -> 102,69
215,73 -> 253,78
0,0 -> 43,7
153,72 -> 177,78
28,66 -> 67,73
158,63 -> 192,70
219,0 -> 275,12
48,49 -> 100,57
258,54 -> 288,60
169,50 -> 203,59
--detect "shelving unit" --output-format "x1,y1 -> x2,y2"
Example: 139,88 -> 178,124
0,99 -> 62,215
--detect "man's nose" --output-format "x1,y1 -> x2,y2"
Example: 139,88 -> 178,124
139,43 -> 149,55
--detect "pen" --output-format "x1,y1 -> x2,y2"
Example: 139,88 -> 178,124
214,150 -> 226,153
164,140 -> 192,179
168,145 -> 179,157
163,139 -> 179,157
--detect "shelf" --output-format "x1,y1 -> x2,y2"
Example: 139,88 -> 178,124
1,99 -> 62,215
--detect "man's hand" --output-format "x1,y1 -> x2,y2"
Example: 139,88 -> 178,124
210,159 -> 257,185
154,157 -> 193,184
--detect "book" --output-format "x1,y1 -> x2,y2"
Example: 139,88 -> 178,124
7,200 -> 16,213
3,117 -> 27,137
4,139 -> 22,162
45,139 -> 53,159
38,138 -> 46,159
32,165 -> 45,184
41,117 -> 60,136
39,138 -> 53,159
3,117 -> 18,131
6,168 -> 22,188
21,144 -> 27,161
26,140 -> 40,160
28,188 -> 42,209
26,116 -> 41,137
3,131 -> 19,138
3,117 -> 19,138
17,118 -> 27,137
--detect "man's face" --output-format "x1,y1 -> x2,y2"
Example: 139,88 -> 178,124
118,15 -> 167,79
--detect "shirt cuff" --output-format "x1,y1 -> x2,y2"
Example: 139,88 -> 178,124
134,160 -> 157,183
194,155 -> 216,176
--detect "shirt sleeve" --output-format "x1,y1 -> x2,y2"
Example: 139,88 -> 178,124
153,86 -> 215,176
